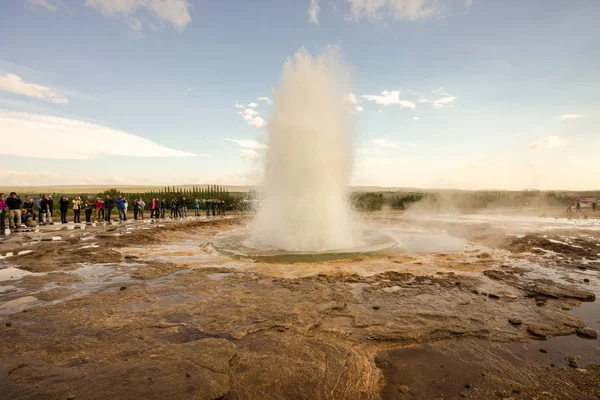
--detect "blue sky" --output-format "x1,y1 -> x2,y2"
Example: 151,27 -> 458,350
1,0 -> 598,190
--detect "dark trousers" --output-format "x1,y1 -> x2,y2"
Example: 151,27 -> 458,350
85,209 -> 93,222
161,208 -> 166,218
105,208 -> 112,222
0,211 -> 5,233
134,208 -> 138,220
60,209 -> 68,224
206,207 -> 209,216
212,207 -> 215,216
74,209 -> 81,223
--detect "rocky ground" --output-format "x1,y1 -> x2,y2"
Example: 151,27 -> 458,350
0,212 -> 599,399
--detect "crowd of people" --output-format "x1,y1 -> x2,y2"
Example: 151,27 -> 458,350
0,192 -> 228,233
567,198 -> 597,212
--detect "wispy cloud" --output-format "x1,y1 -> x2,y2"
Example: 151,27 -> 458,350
233,101 -> 245,109
308,0 -> 321,24
529,135 -> 570,150
418,89 -> 457,108
0,73 -> 68,104
372,139 -> 400,148
257,96 -> 273,105
362,90 -> 416,109
84,0 -> 192,31
247,102 -> 258,108
224,138 -> 267,149
558,114 -> 584,121
25,0 -> 57,11
0,109 -> 195,159
346,0 -> 446,22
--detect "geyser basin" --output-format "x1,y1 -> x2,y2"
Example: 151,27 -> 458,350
211,230 -> 398,262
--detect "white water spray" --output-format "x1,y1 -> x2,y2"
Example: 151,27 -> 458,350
254,48 -> 360,251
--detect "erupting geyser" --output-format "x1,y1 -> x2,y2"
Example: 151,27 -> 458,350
212,47 -> 397,260
253,47 -> 360,252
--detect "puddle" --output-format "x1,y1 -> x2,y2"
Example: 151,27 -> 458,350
383,229 -> 469,253
70,263 -> 134,292
0,296 -> 40,315
0,267 -> 35,282
0,285 -> 17,293
207,273 -> 233,281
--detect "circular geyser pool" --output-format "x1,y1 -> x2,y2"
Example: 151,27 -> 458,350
211,230 -> 398,262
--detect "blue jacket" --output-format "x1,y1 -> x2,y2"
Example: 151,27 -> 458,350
116,198 -> 126,210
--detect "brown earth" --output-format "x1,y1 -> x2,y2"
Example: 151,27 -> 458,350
0,214 -> 599,399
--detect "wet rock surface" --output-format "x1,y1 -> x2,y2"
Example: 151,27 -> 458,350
0,212 -> 599,399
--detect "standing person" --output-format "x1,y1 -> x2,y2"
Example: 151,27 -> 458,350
7,192 -> 22,230
194,199 -> 200,216
137,197 -> 146,220
40,195 -> 49,225
205,200 -> 210,217
0,193 -> 6,234
47,195 -> 54,225
593,201 -> 597,212
576,198 -> 581,212
211,199 -> 216,217
23,196 -> 35,221
95,197 -> 104,222
133,198 -> 139,220
161,199 -> 166,219
181,197 -> 188,218
72,196 -> 82,223
116,195 -> 126,222
149,198 -> 156,219
36,195 -> 44,224
84,196 -> 94,223
221,201 -> 226,216
104,195 -> 114,223
567,199 -> 573,212
170,198 -> 178,219
59,196 -> 70,224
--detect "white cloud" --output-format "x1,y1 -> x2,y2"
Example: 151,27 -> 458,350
308,0 -> 321,24
432,96 -> 456,108
257,96 -> 273,105
0,74 -> 68,104
412,116 -> 420,120
224,138 -> 267,149
465,0 -> 473,8
362,90 -> 416,109
343,92 -> 364,113
25,0 -> 57,11
0,109 -> 195,159
84,0 -> 192,31
558,114 -> 584,121
528,136 -> 570,150
247,102 -> 258,108
242,108 -> 258,116
372,139 -> 400,148
418,89 -> 457,108
240,149 -> 259,160
347,0 -> 444,22
239,108 -> 266,128
233,101 -> 245,109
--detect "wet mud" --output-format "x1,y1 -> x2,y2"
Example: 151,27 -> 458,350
0,212 -> 599,399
